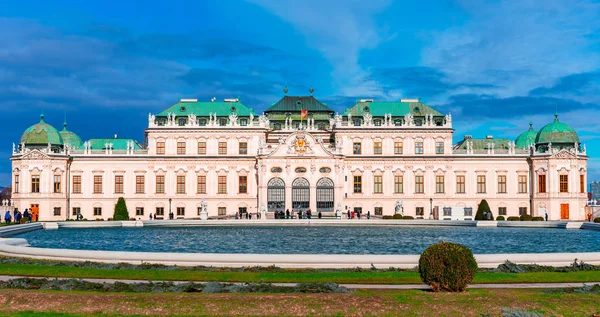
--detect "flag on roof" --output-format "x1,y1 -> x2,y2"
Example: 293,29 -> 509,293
301,109 -> 308,120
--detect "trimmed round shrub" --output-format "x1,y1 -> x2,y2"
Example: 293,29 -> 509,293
520,214 -> 533,221
402,216 -> 414,220
496,216 -> 505,221
507,216 -> 520,221
392,214 -> 403,219
382,215 -> 393,220
418,242 -> 478,292
531,216 -> 544,221
475,199 -> 491,220
594,217 -> 600,223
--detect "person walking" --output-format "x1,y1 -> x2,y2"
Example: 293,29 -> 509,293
347,209 -> 350,219
4,210 -> 11,225
318,211 -> 322,219
149,213 -> 153,220
367,210 -> 371,219
545,212 -> 548,221
286,209 -> 290,219
588,213 -> 592,222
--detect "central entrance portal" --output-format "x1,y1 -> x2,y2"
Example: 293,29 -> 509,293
267,178 -> 285,212
292,177 -> 310,210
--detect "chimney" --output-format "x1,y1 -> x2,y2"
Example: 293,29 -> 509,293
486,135 -> 493,139
114,134 -> 118,139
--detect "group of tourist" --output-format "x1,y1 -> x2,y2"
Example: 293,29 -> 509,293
272,209 -> 322,219
3,207 -> 38,225
235,211 -> 262,219
346,209 -> 370,220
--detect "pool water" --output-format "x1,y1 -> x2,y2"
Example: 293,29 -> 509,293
15,226 -> 600,255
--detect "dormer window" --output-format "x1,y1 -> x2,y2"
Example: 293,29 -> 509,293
219,118 -> 227,126
240,119 -> 248,126
394,119 -> 402,126
415,119 -> 422,126
178,118 -> 186,126
374,119 -> 382,126
198,119 -> 207,126
353,119 -> 361,127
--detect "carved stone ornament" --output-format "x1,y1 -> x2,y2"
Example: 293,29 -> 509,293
21,149 -> 49,161
287,134 -> 314,155
552,149 -> 577,159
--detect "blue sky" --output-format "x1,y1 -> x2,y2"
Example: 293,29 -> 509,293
2,0 -> 600,185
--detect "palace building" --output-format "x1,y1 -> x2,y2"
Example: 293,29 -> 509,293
10,91 -> 589,220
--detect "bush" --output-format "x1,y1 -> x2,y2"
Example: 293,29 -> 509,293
382,215 -> 393,219
113,197 -> 129,221
475,199 -> 493,220
531,216 -> 544,221
496,216 -> 505,221
594,217 -> 600,223
418,242 -> 478,292
520,214 -> 533,221
403,216 -> 414,220
507,216 -> 520,221
392,214 -> 403,219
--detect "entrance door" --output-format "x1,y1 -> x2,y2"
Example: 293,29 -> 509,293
292,177 -> 310,210
560,204 -> 569,219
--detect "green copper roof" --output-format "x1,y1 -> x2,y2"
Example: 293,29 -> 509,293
535,114 -> 579,144
455,138 -> 511,150
156,100 -> 257,117
59,122 -> 83,149
20,114 -> 63,146
88,138 -> 142,150
343,101 -> 443,117
265,96 -> 334,113
514,122 -> 537,148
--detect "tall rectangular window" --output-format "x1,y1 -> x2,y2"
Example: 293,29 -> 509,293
31,175 -> 40,193
394,175 -> 403,193
155,207 -> 164,216
239,142 -> 247,155
498,207 -> 507,215
373,175 -> 383,193
218,142 -> 227,155
415,142 -> 423,154
374,207 -> 383,216
456,175 -> 465,193
477,175 -> 486,193
177,141 -> 186,155
93,207 -> 102,216
197,141 -> 206,155
353,176 -> 362,193
156,175 -> 165,194
353,142 -> 361,154
72,207 -> 80,216
415,175 -> 424,193
416,207 -> 424,216
239,176 -> 247,194
176,175 -> 185,194
394,142 -> 403,154
519,207 -> 527,215
114,175 -> 124,194
53,207 -> 61,216
197,176 -> 206,194
218,175 -> 227,194
53,175 -> 61,193
218,207 -> 227,216
136,207 -> 144,216
498,175 -> 507,194
373,142 -> 382,155
73,175 -> 81,194
156,141 -> 165,155
93,175 -> 102,194
136,175 -> 145,194
518,175 -> 527,194
14,175 -> 19,193
538,175 -> 546,193
435,142 -> 444,154
177,207 -> 185,216
560,175 -> 568,193
580,175 -> 585,193
435,175 -> 444,193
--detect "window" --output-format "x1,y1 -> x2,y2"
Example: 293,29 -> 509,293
155,207 -> 164,216
218,175 -> 227,194
435,175 -> 444,194
580,175 -> 585,193
464,208 -> 473,217
271,167 -> 282,173
218,207 -> 227,216
353,119 -> 361,126
197,176 -> 206,194
538,175 -> 546,193
435,142 -> 444,154
519,207 -> 527,215
176,175 -> 185,194
498,207 -> 507,216
198,119 -> 207,126
219,118 -> 227,126
353,142 -> 361,154
93,175 -> 102,194
415,142 -> 423,154
374,207 -> 383,216
456,175 -> 465,193
156,175 -> 165,194
14,175 -> 19,193
197,141 -> 206,155
218,142 -> 227,155
518,175 -> 527,194
240,118 -> 248,126
31,175 -> 40,193
415,175 -> 424,193
416,207 -> 424,216
136,175 -> 145,194
177,207 -> 185,216
295,167 -> 307,173
353,176 -> 362,193
156,141 -> 165,155
72,207 -> 80,216
319,167 -> 331,173
373,142 -> 382,155
177,141 -> 186,155
53,207 -> 61,216
239,142 -> 247,154
73,175 -> 81,194
239,176 -> 247,193
136,207 -> 144,216
560,175 -> 568,193
394,142 -> 403,154
394,119 -> 402,126
477,175 -> 486,193
53,175 -> 61,193
394,175 -> 403,193
93,207 -> 102,216
115,175 -> 124,194
374,119 -> 381,126
373,175 -> 383,193
498,175 -> 506,194
443,207 -> 451,216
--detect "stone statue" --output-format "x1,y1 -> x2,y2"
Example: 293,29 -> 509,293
395,198 -> 403,216
148,113 -> 155,127
335,203 -> 342,219
363,112 -> 372,126
228,113 -> 238,126
347,112 -> 352,123
260,204 -> 267,219
249,113 -> 254,123
12,143 -> 15,154
329,117 -> 335,130
404,113 -> 413,126
199,198 -> 208,220
548,142 -> 552,153
334,113 -> 342,126
583,144 -> 587,154
335,137 -> 342,152
188,114 -> 197,126
46,142 -> 51,153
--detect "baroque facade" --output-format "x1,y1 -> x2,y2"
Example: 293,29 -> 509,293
11,93 -> 589,220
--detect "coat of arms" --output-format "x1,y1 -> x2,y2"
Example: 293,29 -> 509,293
287,134 -> 313,155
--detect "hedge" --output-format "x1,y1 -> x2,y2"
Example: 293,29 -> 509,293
507,216 -> 520,221
594,217 -> 600,223
531,216 -> 544,221
520,214 -> 533,221
496,216 -> 505,221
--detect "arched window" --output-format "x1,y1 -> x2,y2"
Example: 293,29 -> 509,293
292,177 -> 310,210
267,178 -> 285,212
295,167 -> 307,173
316,178 -> 334,212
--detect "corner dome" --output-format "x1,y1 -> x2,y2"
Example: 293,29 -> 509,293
20,114 -> 63,146
535,114 -> 579,145
59,122 -> 83,149
515,122 -> 537,148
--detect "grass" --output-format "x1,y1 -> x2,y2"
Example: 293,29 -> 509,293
1,262 -> 600,285
0,288 -> 597,316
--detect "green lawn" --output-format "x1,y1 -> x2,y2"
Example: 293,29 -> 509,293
1,263 -> 600,285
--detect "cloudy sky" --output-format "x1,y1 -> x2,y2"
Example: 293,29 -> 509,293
2,0 -> 600,185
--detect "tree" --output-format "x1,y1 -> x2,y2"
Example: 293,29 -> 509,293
113,197 -> 129,220
475,199 -> 492,220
